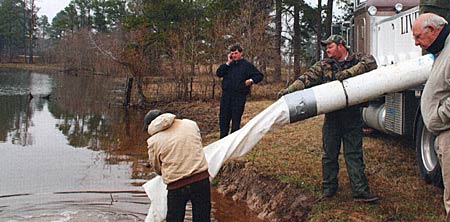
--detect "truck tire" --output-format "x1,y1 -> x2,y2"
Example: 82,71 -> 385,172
416,116 -> 443,187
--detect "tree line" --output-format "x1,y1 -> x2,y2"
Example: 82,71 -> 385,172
0,0 -> 351,106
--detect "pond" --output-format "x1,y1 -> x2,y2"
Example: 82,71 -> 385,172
0,70 -> 262,222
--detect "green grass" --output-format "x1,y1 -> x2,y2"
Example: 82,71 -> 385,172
232,100 -> 445,222
141,84 -> 446,221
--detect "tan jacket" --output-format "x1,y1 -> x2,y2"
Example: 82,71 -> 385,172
421,35 -> 450,135
146,113 -> 208,185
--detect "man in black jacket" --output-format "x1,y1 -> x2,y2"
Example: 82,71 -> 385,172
216,44 -> 264,138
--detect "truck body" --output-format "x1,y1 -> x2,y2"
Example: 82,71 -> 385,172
345,0 -> 442,186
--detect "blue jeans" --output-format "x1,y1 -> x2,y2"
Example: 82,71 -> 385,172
166,178 -> 211,222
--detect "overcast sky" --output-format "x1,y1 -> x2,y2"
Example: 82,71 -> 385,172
37,0 -> 71,22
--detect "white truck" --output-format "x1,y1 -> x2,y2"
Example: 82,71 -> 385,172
343,0 -> 442,186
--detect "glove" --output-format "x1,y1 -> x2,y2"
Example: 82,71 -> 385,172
277,88 -> 289,98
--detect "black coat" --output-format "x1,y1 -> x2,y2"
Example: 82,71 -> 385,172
216,59 -> 264,95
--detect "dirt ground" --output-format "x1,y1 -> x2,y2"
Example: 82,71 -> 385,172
168,99 -> 445,222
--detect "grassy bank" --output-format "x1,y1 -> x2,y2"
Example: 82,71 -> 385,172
0,63 -> 63,74
224,100 -> 444,221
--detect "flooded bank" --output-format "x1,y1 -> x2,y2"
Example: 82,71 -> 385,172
0,70 -> 261,221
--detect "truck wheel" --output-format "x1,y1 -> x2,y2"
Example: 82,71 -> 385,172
416,116 -> 443,187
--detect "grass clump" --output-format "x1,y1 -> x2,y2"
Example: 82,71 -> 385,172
235,100 -> 445,222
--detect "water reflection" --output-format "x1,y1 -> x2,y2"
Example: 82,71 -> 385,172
0,70 -> 149,221
0,70 -> 262,222
0,71 -> 33,146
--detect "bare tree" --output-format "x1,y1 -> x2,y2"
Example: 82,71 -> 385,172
88,29 -> 151,107
316,0 -> 323,61
233,0 -> 272,67
205,13 -> 230,99
27,0 -> 36,64
325,0 -> 334,38
274,0 -> 282,81
293,1 -> 301,78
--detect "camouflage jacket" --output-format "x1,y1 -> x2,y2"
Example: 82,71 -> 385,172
286,52 -> 378,93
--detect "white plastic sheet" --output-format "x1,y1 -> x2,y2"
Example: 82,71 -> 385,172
143,98 -> 290,222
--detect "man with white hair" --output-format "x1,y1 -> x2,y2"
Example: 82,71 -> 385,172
412,13 -> 450,220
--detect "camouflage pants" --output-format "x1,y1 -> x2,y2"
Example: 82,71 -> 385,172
436,129 -> 450,221
321,106 -> 370,196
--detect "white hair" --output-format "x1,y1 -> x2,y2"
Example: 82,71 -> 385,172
421,13 -> 448,29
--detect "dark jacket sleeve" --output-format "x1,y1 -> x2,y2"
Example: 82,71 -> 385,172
217,60 -> 264,95
216,64 -> 229,77
249,63 -> 264,84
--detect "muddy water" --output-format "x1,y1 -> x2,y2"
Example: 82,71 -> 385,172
0,70 -> 262,222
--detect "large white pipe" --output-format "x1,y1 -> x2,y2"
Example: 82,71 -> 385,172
144,54 -> 434,222
284,54 -> 434,123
